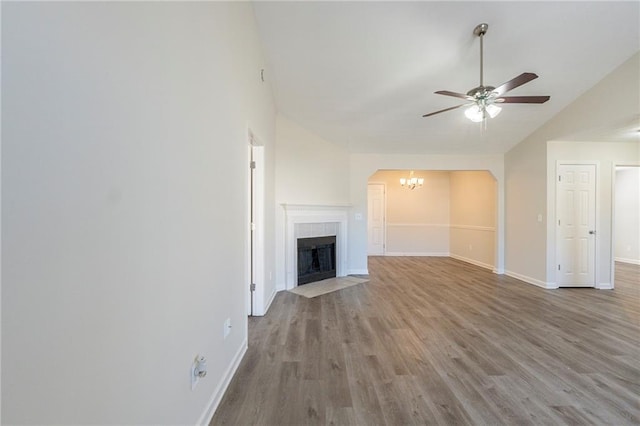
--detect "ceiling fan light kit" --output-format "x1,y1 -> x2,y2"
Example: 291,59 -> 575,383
423,23 -> 550,122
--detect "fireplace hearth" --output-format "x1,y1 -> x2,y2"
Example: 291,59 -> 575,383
297,236 -> 336,285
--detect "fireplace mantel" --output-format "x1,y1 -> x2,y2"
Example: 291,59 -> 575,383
282,204 -> 350,289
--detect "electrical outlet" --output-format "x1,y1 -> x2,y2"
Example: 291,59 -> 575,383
224,318 -> 231,339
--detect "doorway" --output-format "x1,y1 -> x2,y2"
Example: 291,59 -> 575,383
556,163 -> 597,287
248,134 -> 264,316
612,165 -> 640,287
366,170 -> 497,269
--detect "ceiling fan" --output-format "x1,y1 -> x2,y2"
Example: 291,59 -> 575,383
422,23 -> 550,122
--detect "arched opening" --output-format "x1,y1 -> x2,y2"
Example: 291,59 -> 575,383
367,169 -> 498,271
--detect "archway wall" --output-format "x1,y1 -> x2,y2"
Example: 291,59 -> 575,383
349,153 -> 504,275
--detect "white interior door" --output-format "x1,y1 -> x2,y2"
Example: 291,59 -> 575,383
556,164 -> 596,287
367,183 -> 385,255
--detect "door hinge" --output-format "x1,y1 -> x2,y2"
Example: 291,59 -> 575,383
558,175 -> 561,182
558,264 -> 561,271
250,283 -> 256,292
250,161 -> 256,169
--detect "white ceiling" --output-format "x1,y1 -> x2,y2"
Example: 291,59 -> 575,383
253,1 -> 640,155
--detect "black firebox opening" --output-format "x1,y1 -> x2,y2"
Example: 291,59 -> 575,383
297,236 -> 337,285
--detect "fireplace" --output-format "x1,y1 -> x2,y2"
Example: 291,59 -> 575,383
282,204 -> 349,290
297,236 -> 337,285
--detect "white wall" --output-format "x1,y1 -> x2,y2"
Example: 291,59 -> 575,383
449,171 -> 497,270
2,3 -> 275,424
274,115 -> 350,290
369,170 -> 450,255
615,167 -> 640,264
350,154 -> 504,275
505,52 -> 640,288
546,142 -> 640,288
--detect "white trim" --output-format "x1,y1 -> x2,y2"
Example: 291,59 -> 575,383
505,270 -> 558,289
246,145 -> 251,316
385,223 -> 495,231
611,162 -> 640,288
348,269 -> 369,275
450,224 -> 495,232
384,252 -> 449,257
261,288 -> 278,316
247,129 -> 266,316
450,253 -> 494,271
197,338 -> 248,426
282,204 -> 350,290
251,145 -> 265,315
386,223 -> 449,227
283,203 -> 352,210
614,257 -> 640,265
597,282 -> 613,290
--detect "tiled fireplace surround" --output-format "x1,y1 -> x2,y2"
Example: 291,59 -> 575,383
283,204 -> 349,290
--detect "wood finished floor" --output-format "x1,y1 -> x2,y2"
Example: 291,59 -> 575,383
211,258 -> 640,425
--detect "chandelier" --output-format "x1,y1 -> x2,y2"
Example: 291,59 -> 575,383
400,171 -> 424,190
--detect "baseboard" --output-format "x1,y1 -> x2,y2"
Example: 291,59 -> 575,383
197,337 -> 248,426
449,253 -> 494,271
505,270 -> 557,289
597,282 -> 613,290
348,269 -> 369,276
262,288 -> 277,315
615,257 -> 640,265
384,252 -> 449,257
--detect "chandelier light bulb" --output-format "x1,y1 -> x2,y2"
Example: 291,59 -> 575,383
400,172 -> 424,190
486,104 -> 502,118
465,105 -> 485,122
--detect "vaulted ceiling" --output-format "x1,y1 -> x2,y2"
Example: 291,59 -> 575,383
253,2 -> 639,155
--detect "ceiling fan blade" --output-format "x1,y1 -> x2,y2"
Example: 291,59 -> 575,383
493,72 -> 538,96
496,95 -> 550,104
435,90 -> 473,100
422,103 -> 469,118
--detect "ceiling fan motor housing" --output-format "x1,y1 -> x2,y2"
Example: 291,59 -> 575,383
467,86 -> 496,99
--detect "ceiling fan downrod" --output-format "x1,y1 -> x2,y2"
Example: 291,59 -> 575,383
467,23 -> 495,101
474,23 -> 488,87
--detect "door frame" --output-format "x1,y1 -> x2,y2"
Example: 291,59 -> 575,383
610,162 -> 640,289
367,182 -> 387,256
247,129 -> 265,316
554,161 -> 599,287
